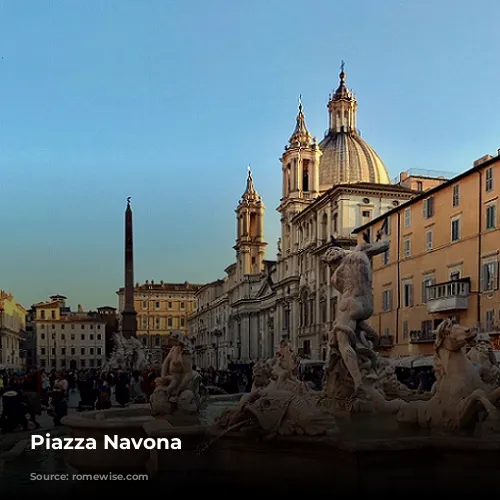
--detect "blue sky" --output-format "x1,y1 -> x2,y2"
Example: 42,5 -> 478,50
0,0 -> 499,310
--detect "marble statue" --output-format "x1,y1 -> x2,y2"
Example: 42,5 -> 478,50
103,333 -> 149,372
216,388 -> 338,438
370,319 -> 500,433
150,331 -> 201,419
268,340 -> 309,394
250,361 -> 275,393
216,340 -> 336,437
375,356 -> 427,401
467,332 -> 500,387
321,237 -> 388,410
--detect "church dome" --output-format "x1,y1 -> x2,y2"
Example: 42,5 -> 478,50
318,66 -> 390,187
319,131 -> 390,185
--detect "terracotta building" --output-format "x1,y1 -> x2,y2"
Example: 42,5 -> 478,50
353,151 -> 500,357
117,281 -> 202,354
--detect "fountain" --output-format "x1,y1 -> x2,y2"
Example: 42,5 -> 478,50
59,206 -> 500,492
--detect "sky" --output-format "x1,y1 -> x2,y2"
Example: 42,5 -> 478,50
0,0 -> 499,310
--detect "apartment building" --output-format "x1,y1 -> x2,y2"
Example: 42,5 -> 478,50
353,151 -> 500,356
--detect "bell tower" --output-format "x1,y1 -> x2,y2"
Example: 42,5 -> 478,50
234,167 -> 267,277
278,96 -> 321,257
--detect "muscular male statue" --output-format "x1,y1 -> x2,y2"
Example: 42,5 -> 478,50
322,236 -> 389,395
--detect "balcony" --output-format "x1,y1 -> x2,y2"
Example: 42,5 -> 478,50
410,330 -> 435,344
377,335 -> 394,349
426,278 -> 470,313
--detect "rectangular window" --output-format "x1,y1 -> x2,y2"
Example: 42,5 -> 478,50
425,230 -> 433,251
486,167 -> 493,192
384,215 -> 391,236
404,208 -> 411,227
452,184 -> 460,207
382,289 -> 392,312
422,197 -> 434,218
155,301 -> 160,310
403,280 -> 413,307
403,238 -> 411,258
451,217 -> 460,242
403,320 -> 409,339
486,204 -> 496,230
421,320 -> 433,334
486,310 -> 495,331
481,261 -> 499,291
167,317 -> 173,327
416,181 -> 423,191
422,276 -> 435,303
382,248 -> 389,265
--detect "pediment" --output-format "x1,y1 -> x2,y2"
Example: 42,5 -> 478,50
257,275 -> 275,298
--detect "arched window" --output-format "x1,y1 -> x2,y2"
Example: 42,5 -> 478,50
249,212 -> 257,238
321,213 -> 328,241
302,160 -> 309,192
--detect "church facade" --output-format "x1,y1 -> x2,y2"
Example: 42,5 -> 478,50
189,68 -> 437,368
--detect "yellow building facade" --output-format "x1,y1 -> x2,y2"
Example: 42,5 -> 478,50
353,152 -> 500,357
117,281 -> 202,349
0,290 -> 27,368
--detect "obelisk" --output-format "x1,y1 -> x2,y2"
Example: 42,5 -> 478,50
121,197 -> 137,339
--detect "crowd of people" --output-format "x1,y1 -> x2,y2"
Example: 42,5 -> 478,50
0,362 -> 435,433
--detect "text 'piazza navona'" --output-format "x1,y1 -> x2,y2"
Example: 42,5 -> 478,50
187,65 -> 469,369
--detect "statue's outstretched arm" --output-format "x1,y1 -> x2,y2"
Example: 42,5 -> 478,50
355,239 -> 389,257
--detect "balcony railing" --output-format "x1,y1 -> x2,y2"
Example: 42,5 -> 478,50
410,330 -> 435,344
426,278 -> 470,313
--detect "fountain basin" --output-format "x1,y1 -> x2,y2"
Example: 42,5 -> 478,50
61,395 -> 242,473
61,404 -> 154,472
143,422 -> 500,493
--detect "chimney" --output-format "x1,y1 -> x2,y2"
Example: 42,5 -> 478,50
77,304 -> 83,313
